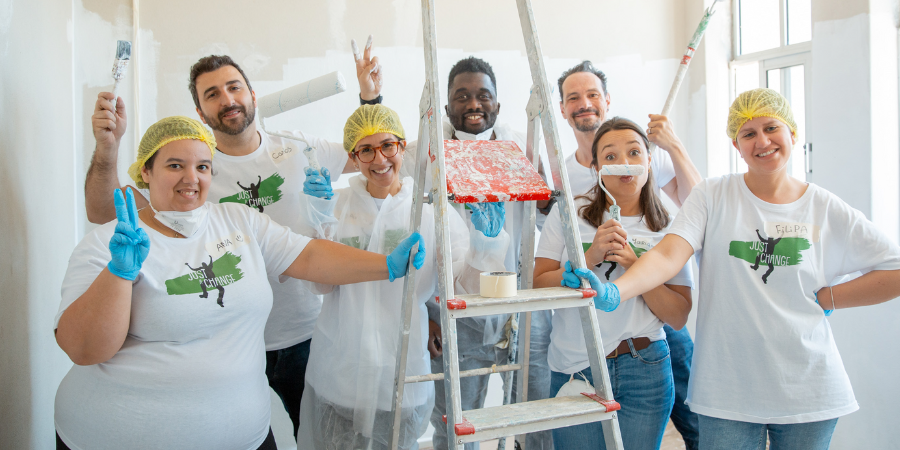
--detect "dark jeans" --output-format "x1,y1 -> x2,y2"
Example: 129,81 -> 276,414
57,428 -> 277,450
665,324 -> 700,450
266,338 -> 312,438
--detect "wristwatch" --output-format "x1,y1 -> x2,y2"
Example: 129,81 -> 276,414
359,94 -> 383,105
537,197 -> 557,215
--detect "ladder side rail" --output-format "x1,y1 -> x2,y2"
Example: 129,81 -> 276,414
388,84 -> 435,450
419,0 -> 463,448
515,1 -> 624,448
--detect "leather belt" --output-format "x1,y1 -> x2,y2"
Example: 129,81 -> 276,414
606,337 -> 652,359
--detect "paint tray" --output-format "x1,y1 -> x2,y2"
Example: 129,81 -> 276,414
443,140 -> 551,203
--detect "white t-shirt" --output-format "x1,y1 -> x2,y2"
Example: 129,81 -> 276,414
54,202 -> 311,450
668,173 -> 900,424
565,148 -> 675,198
142,127 -> 347,350
537,198 -> 693,373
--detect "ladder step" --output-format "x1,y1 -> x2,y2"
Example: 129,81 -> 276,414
405,364 -> 521,384
445,287 -> 596,318
443,394 -> 620,444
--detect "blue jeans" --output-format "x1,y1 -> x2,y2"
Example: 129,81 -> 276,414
266,339 -> 312,438
549,339 -> 675,450
698,415 -> 838,450
665,324 -> 700,450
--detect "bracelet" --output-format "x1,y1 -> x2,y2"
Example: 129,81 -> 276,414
359,94 -> 383,105
829,286 -> 836,310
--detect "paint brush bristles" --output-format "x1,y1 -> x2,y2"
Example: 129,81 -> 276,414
110,40 -> 132,104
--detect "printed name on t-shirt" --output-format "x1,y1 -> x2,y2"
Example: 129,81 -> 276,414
206,231 -> 248,259
269,140 -> 301,164
764,221 -> 820,243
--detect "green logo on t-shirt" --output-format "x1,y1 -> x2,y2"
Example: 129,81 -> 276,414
219,173 -> 285,213
728,229 -> 810,284
165,252 -> 245,307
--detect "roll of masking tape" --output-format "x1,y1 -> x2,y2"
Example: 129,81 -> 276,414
480,271 -> 517,298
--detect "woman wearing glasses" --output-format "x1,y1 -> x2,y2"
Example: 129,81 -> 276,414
296,104 -> 510,450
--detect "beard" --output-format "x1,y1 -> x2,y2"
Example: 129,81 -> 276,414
449,109 -> 499,135
571,107 -> 601,133
203,104 -> 256,136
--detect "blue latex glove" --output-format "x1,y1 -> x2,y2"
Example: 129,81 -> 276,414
303,167 -> 334,199
814,291 -> 834,316
386,231 -> 427,282
561,261 -> 620,312
107,189 -> 150,281
470,202 -> 506,238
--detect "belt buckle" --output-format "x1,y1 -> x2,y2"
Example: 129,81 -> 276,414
606,347 -> 618,359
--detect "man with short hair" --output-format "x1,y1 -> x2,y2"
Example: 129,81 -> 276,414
556,60 -> 702,450
84,48 -> 383,437
401,56 -> 553,450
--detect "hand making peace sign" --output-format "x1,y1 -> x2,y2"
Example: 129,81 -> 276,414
107,189 -> 150,281
352,34 -> 383,101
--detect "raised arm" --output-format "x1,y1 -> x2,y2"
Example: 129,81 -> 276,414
56,189 -> 150,365
85,92 -> 148,223
648,114 -> 702,206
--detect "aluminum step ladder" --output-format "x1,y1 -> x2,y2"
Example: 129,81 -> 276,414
387,0 -> 625,449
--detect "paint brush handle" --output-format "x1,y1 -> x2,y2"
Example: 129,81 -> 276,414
649,2 -> 718,153
304,147 -> 321,172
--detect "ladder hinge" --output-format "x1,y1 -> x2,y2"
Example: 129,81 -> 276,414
446,298 -> 467,310
442,415 -> 476,436
577,288 -> 597,299
581,392 -> 621,412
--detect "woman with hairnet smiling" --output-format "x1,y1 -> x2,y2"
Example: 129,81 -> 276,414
560,89 -> 900,449
296,104 -> 509,450
53,116 -> 425,450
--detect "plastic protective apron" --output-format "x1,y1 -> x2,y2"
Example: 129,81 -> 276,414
306,175 -> 433,445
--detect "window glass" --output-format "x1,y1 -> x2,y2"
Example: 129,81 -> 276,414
739,0 -> 781,54
734,62 -> 760,95
787,0 -> 812,44
788,65 -> 806,179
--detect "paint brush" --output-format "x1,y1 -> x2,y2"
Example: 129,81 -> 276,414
110,40 -> 131,105
649,0 -> 722,154
597,164 -> 645,221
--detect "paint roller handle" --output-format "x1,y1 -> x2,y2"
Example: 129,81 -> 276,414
304,147 -> 321,172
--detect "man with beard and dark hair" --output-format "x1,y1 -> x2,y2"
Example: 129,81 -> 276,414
400,56 -> 553,450
84,47 -> 384,438
555,60 -> 703,450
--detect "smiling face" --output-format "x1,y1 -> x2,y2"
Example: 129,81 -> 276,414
195,65 -> 256,136
594,129 -> 651,200
733,116 -> 796,175
352,132 -> 405,199
140,139 -> 213,211
446,72 -> 500,135
560,72 -> 610,133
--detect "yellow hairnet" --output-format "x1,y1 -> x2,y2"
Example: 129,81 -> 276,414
727,88 -> 798,141
128,116 -> 216,189
343,104 -> 405,152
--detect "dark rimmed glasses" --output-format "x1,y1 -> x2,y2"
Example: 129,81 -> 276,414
352,140 -> 406,163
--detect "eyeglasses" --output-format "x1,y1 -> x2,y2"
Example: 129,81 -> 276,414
352,140 -> 405,163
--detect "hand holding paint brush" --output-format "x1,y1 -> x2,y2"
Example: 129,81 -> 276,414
597,164 -> 645,221
351,35 -> 382,101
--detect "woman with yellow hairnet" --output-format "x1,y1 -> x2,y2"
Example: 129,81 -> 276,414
296,104 -> 509,450
53,116 -> 425,450
556,89 -> 900,449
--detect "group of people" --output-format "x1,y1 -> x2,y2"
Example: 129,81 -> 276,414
52,36 -> 900,450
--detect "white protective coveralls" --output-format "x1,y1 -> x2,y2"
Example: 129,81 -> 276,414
296,174 -> 509,450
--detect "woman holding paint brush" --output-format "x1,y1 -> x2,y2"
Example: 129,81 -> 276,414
53,116 -> 425,450
571,89 -> 900,449
533,117 -> 694,449
296,104 -> 510,450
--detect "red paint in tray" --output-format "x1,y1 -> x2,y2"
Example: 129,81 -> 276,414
443,140 -> 551,204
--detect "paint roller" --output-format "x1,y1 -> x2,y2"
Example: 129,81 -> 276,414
110,40 -> 131,105
649,1 -> 722,155
257,71 -> 348,171
597,164 -> 645,221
